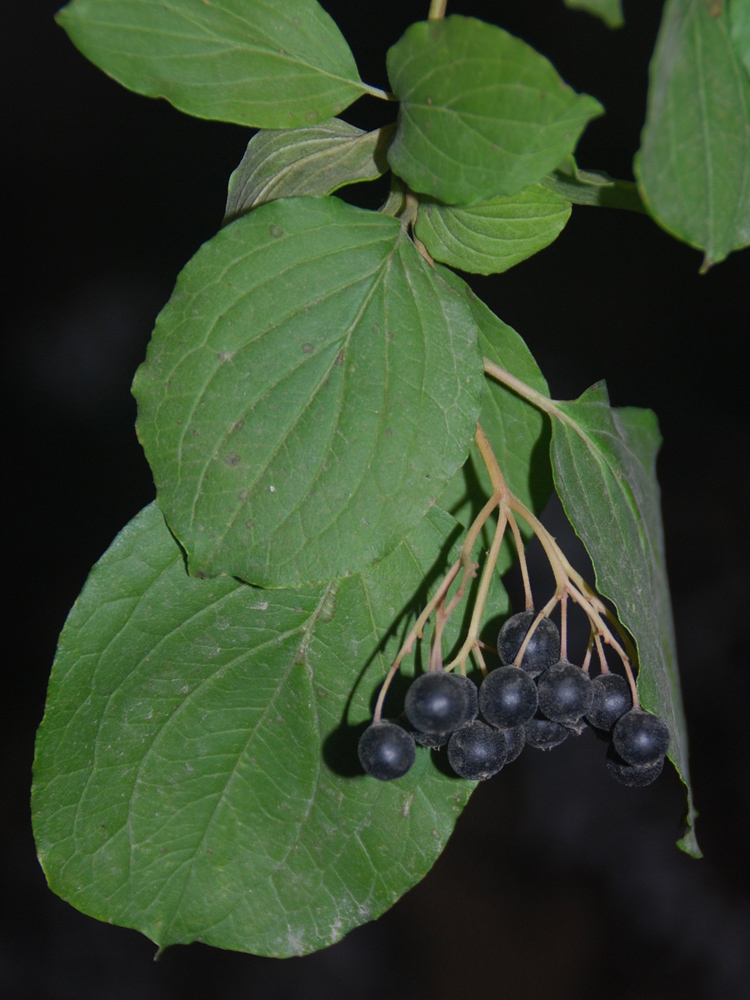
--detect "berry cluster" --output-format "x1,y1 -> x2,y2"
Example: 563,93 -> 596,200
358,611 -> 670,785
356,426 -> 671,794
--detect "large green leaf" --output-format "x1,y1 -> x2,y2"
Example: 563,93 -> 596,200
32,502 -> 484,957
563,0 -> 624,29
415,184 -> 571,275
225,119 -> 395,221
548,383 -> 699,856
635,0 -> 750,268
732,0 -> 750,74
133,197 -> 483,588
438,284 -> 553,570
56,0 -> 366,128
386,15 -> 603,205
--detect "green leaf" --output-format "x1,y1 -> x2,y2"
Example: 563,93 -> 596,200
731,0 -> 750,74
563,0 -> 624,29
225,119 -> 395,221
32,502 -> 482,957
414,184 -> 571,275
634,0 -> 750,268
548,384 -> 700,856
56,0 -> 366,128
133,197 -> 483,588
386,15 -> 603,205
540,156 -> 646,213
438,282 -> 553,570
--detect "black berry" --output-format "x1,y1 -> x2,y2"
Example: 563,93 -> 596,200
497,611 -> 560,676
612,708 -> 670,767
504,725 -> 526,763
586,673 -> 632,731
412,729 -> 448,749
524,717 -> 569,751
457,673 -> 479,722
358,721 -> 416,780
606,743 -> 665,787
405,671 -> 472,736
537,660 -> 592,725
479,665 -> 538,729
447,720 -> 507,780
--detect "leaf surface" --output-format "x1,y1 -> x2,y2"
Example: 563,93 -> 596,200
563,0 -> 624,29
548,384 -> 700,855
225,119 -> 394,221
415,184 -> 571,275
541,157 -> 646,213
386,15 -> 603,205
133,197 -> 483,588
731,0 -> 750,74
634,0 -> 750,268
438,284 -> 553,570
32,502 -> 481,957
56,0 -> 366,128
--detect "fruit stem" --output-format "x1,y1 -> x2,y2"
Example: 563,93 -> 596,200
444,505 -> 508,673
560,592 -> 569,661
507,512 -> 534,611
428,0 -> 448,18
594,632 -> 608,673
505,494 -> 569,593
483,358 -> 643,675
472,642 -> 489,678
513,593 -> 560,666
372,556 -> 462,722
581,634 -> 594,673
475,424 -> 642,700
474,423 -> 508,499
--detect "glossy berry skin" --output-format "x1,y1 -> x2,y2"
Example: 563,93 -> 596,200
408,676 -> 476,746
586,673 -> 632,731
358,721 -> 416,781
497,611 -> 560,676
613,708 -> 670,767
524,717 -> 569,751
447,720 -> 507,780
537,660 -> 592,725
606,743 -> 665,787
405,671 -> 472,736
479,665 -> 538,729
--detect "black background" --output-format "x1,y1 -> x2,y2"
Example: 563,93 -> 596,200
4,2 -> 749,998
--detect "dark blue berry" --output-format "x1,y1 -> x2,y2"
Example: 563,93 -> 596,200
537,660 -> 592,725
447,720 -> 507,780
358,721 -> 415,780
504,725 -> 526,763
457,673 -> 479,722
524,717 -> 569,750
586,673 -> 632,731
405,671 -> 472,736
613,708 -> 670,767
479,665 -> 538,729
606,743 -> 665,787
497,611 -> 560,676
412,729 -> 449,748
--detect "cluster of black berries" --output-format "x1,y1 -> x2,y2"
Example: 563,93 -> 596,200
358,611 -> 670,786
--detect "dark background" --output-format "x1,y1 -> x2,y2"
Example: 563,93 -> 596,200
4,2 -> 749,997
